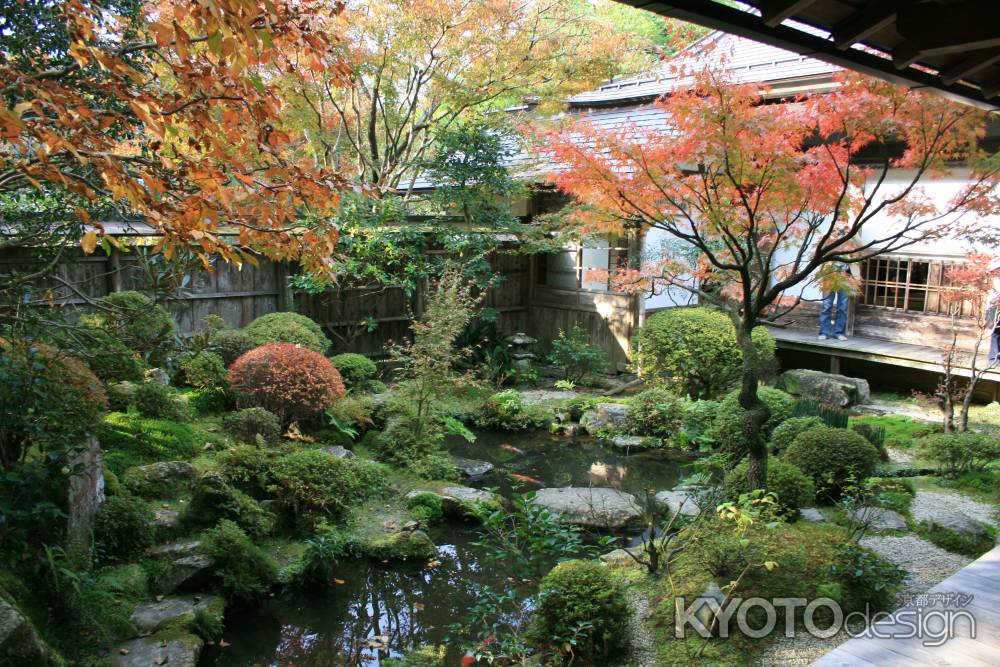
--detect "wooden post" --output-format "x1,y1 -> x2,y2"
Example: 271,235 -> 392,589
830,354 -> 841,375
276,261 -> 293,312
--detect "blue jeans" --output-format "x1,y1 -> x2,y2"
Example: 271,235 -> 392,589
820,290 -> 848,337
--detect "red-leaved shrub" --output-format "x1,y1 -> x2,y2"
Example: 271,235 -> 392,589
227,344 -> 344,422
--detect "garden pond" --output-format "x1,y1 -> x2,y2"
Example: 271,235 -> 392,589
205,429 -> 689,666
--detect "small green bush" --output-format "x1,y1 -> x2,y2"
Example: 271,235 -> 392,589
93,494 -> 156,564
769,416 -> 825,456
269,448 -> 387,528
547,325 -> 607,382
407,492 -> 445,524
187,471 -> 274,538
97,412 -> 199,474
179,350 -> 227,389
201,519 -> 277,601
329,353 -> 378,390
98,291 -> 177,365
192,606 -> 225,642
680,398 -> 721,447
708,386 -> 794,458
916,432 -> 1000,477
784,427 -> 880,500
632,308 -> 775,398
199,314 -> 230,335
475,389 -> 550,431
852,423 -> 889,461
134,382 -> 189,421
61,323 -> 147,383
215,444 -> 271,495
188,387 -> 230,415
626,388 -> 684,438
222,407 -> 281,445
209,329 -> 256,367
244,311 -> 331,354
532,560 -> 630,662
917,520 -> 997,558
828,543 -> 906,611
723,459 -> 815,516
791,399 -> 849,428
563,395 -> 598,422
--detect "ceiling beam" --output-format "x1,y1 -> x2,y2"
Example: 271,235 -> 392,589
896,1 -> 1000,56
621,0 -> 1000,110
759,0 -> 818,28
941,49 -> 1000,86
832,0 -> 902,51
981,78 -> 1000,100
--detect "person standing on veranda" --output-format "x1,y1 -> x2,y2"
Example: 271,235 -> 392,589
818,262 -> 860,341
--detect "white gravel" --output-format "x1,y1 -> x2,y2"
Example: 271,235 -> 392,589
886,446 -> 914,464
626,590 -> 656,667
910,489 -> 999,528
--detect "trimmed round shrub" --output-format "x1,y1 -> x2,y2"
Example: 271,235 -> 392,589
723,459 -> 815,516
626,388 -> 684,438
269,448 -> 387,528
215,444 -> 271,495
188,388 -> 230,415
708,386 -> 794,459
632,308 -> 775,398
222,407 -> 281,445
209,329 -> 256,367
94,495 -> 156,564
98,291 -> 177,364
243,312 -> 330,354
769,416 -> 825,456
179,350 -> 227,389
532,560 -> 629,662
0,340 -> 108,464
329,353 -> 378,390
784,427 -> 880,500
56,324 -> 147,383
134,382 -> 189,421
227,344 -> 345,423
201,519 -> 277,602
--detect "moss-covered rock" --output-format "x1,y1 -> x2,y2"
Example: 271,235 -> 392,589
362,529 -> 437,562
129,595 -> 224,635
122,461 -> 195,498
404,484 -> 501,517
104,631 -> 203,667
0,597 -> 63,666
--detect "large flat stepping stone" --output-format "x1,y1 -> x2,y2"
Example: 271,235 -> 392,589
320,445 -> 354,458
130,595 -> 222,634
922,509 -> 993,540
149,541 -> 215,594
519,389 -> 581,405
108,633 -> 203,667
451,456 -> 494,480
531,487 -> 642,531
609,435 -> 658,451
798,507 -> 825,523
654,489 -> 701,516
852,506 -> 907,531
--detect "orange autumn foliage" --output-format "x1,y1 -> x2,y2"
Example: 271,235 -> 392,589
0,0 -> 350,275
228,343 -> 345,423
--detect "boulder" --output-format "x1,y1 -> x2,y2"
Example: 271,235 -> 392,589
0,598 -> 59,666
130,595 -> 223,635
925,510 -> 992,540
852,506 -> 907,531
363,529 -> 437,562
405,486 -> 501,517
150,541 -> 215,594
519,390 -> 580,405
122,461 -> 195,498
144,368 -> 171,385
152,508 -> 181,535
654,488 -> 702,517
320,445 -> 355,459
780,369 -> 871,407
108,632 -> 203,667
608,435 -> 658,452
531,487 -> 642,531
798,507 -> 825,523
579,403 -> 629,434
451,456 -> 494,480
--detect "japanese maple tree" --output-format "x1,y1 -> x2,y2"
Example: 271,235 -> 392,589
539,68 -> 1000,487
0,0 -> 350,275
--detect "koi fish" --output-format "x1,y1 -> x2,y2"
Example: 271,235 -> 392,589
460,655 -> 477,667
510,473 -> 542,485
499,443 -> 524,455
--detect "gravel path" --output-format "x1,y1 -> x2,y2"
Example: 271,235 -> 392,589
886,446 -> 913,464
626,590 -> 657,667
910,489 -> 999,528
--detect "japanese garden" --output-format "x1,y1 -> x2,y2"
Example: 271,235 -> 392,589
1,1 -> 1000,666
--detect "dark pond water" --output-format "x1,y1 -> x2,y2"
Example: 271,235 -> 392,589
204,431 -> 688,666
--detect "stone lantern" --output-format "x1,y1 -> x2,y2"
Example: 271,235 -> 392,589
506,332 -> 537,370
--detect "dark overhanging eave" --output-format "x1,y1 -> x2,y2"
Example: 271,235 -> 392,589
616,0 -> 1000,112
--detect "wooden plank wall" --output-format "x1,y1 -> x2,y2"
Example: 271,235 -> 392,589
0,248 -> 282,334
527,285 -> 636,368
295,252 -> 531,357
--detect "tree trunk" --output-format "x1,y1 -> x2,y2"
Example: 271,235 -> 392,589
736,326 -> 771,490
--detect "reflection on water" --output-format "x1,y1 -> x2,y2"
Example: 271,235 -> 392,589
207,430 -> 689,666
